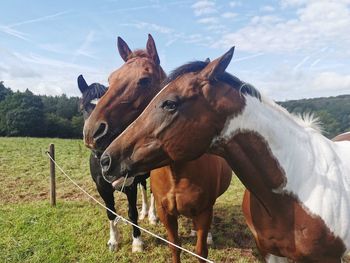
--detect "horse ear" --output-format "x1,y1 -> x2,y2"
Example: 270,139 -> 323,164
146,34 -> 160,65
200,47 -> 235,80
204,57 -> 210,63
77,75 -> 89,94
117,36 -> 132,62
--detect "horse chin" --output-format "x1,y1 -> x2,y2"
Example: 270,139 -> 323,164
112,176 -> 135,190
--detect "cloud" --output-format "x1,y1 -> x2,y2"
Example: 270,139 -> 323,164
197,17 -> 218,24
0,25 -> 29,41
73,31 -> 97,61
191,0 -> 217,16
221,12 -> 237,19
261,5 -> 275,12
121,22 -> 173,34
244,66 -> 350,101
8,10 -> 72,28
214,1 -> 350,54
229,1 -> 241,8
0,49 -> 106,97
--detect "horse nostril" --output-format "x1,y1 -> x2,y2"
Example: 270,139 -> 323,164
100,153 -> 112,173
93,122 -> 108,141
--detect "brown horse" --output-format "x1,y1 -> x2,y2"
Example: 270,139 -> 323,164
101,47 -> 350,262
333,131 -> 350,142
83,35 -> 232,262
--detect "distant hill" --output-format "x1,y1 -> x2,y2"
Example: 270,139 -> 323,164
280,95 -> 350,138
0,81 -> 349,138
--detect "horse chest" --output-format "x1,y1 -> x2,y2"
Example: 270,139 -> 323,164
160,183 -> 207,217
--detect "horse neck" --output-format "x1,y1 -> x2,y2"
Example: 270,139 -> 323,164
216,95 -> 325,204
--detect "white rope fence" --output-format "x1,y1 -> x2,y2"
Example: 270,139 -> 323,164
46,152 -> 214,263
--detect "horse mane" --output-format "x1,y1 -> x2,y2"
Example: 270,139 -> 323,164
162,60 -> 261,100
82,83 -> 108,106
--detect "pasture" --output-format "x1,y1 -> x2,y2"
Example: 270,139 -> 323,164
0,137 -> 260,262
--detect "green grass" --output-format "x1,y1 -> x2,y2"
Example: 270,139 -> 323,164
0,137 -> 261,262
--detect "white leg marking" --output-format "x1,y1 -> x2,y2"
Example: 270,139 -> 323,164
139,184 -> 148,220
206,232 -> 214,246
132,236 -> 144,252
148,193 -> 158,225
107,220 -> 120,252
266,254 -> 289,263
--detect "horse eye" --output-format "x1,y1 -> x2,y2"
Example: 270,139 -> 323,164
161,100 -> 178,112
138,77 -> 151,86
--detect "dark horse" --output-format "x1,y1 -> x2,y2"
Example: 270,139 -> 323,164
77,75 -> 156,252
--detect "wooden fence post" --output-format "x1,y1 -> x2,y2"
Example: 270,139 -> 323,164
49,143 -> 56,207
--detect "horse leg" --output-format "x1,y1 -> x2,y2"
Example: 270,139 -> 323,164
125,185 -> 144,252
157,204 -> 181,263
192,207 -> 213,262
95,184 -> 120,251
148,193 -> 158,224
139,180 -> 149,220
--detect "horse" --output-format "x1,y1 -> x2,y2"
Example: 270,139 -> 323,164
101,47 -> 350,262
83,35 -> 232,262
333,131 -> 350,142
77,75 -> 156,253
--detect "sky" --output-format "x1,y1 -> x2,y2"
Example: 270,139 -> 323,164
1,0 -> 350,101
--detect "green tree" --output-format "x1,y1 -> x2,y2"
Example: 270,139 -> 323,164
0,89 -> 44,136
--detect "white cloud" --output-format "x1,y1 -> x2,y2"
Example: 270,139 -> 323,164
197,17 -> 218,24
191,0 -> 217,16
261,5 -> 275,12
0,25 -> 29,41
221,12 -> 237,19
214,1 -> 350,54
0,49 -> 106,97
245,66 -> 350,101
229,1 -> 241,8
121,22 -> 173,34
9,10 -> 71,28
73,31 -> 97,61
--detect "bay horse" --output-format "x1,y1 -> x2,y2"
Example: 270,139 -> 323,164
83,35 -> 232,262
77,75 -> 156,253
101,47 -> 350,262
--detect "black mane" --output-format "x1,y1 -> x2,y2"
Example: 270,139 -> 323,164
82,83 -> 108,106
162,60 -> 261,100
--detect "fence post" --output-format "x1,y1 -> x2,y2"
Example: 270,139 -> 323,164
49,143 -> 56,207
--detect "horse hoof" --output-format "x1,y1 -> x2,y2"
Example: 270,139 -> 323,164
107,239 -> 119,251
132,237 -> 144,253
207,233 -> 214,246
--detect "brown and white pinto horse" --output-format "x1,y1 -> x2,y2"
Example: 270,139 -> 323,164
84,35 -> 232,262
101,47 -> 350,262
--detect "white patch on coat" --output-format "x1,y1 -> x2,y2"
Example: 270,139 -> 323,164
215,95 -> 350,253
107,220 -> 120,251
90,98 -> 99,105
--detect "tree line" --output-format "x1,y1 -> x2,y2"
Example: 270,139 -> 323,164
0,81 -> 83,138
0,81 -> 349,139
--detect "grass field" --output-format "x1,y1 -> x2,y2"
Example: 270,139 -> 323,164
0,137 -> 261,262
